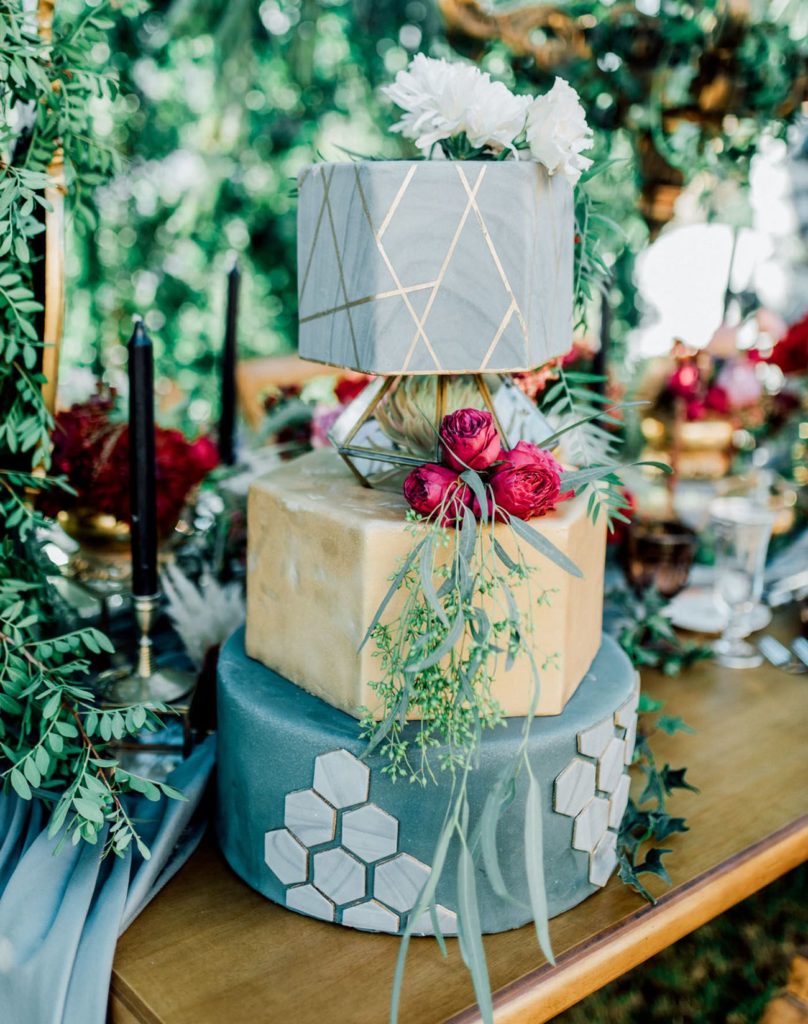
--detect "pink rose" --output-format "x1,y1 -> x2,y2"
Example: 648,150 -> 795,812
403,464 -> 471,525
439,409 -> 501,472
485,442 -> 570,521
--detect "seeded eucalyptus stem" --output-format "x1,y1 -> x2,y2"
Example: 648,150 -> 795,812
362,470 -> 566,1024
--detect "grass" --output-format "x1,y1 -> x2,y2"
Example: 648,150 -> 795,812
555,866 -> 807,1023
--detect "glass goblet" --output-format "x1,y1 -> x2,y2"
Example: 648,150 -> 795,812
709,497 -> 775,669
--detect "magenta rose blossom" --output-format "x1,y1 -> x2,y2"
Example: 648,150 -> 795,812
486,441 -> 570,521
403,464 -> 471,525
439,409 -> 501,473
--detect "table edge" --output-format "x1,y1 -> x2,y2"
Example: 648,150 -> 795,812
446,814 -> 808,1024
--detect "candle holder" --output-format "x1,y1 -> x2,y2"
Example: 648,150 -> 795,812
103,594 -> 196,705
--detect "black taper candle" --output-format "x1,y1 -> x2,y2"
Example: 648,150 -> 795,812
219,260 -> 240,466
128,319 -> 158,598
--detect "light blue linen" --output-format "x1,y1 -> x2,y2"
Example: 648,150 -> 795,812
0,735 -> 215,1024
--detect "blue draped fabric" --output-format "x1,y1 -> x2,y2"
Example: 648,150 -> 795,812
0,735 -> 215,1024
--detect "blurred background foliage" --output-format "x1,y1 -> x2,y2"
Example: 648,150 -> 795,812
62,0 -> 805,432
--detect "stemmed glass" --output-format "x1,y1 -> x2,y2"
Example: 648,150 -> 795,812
709,497 -> 775,669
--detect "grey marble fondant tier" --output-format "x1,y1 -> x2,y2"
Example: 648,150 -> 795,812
217,629 -> 638,936
296,160 -> 574,375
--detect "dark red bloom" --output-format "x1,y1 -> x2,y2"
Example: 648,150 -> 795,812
403,464 -> 471,526
40,392 -> 219,535
667,362 -> 701,399
485,442 -> 570,521
704,385 -> 730,415
763,313 -> 808,375
334,372 -> 372,405
439,409 -> 501,472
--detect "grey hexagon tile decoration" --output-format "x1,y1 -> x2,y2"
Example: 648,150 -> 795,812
263,748 -> 450,934
589,831 -> 618,888
571,797 -> 609,854
553,677 -> 640,889
313,848 -> 366,905
597,737 -> 625,795
577,717 -> 614,759
342,803 -> 399,863
264,828 -> 308,885
342,899 -> 400,933
375,854 -> 431,913
287,883 -> 335,921
410,905 -> 459,937
285,788 -> 336,847
313,749 -> 370,808
554,758 -> 597,818
608,773 -> 631,830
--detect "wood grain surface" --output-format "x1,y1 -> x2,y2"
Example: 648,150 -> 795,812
111,610 -> 808,1024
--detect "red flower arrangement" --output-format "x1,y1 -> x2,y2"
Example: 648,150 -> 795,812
41,390 -> 218,535
403,409 -> 572,525
755,311 -> 808,376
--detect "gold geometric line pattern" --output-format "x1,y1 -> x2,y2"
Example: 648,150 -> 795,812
352,164 -> 442,372
530,172 -> 553,363
377,164 -> 417,240
478,299 -> 516,372
298,171 -> 329,308
455,164 -> 530,364
399,163 -> 488,373
321,165 -> 361,368
299,281 -> 438,324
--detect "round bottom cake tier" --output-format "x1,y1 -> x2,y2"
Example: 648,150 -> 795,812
217,628 -> 638,936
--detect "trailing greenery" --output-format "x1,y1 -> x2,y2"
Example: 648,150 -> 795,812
611,587 -> 714,677
618,691 -> 698,904
362,474 -> 576,1023
0,0 -> 173,856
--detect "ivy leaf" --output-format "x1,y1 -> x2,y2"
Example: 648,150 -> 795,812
657,715 -> 695,736
634,847 -> 673,885
660,765 -> 699,796
648,812 -> 689,842
617,849 -> 656,904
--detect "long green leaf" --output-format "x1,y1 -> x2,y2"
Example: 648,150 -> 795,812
457,826 -> 494,1023
524,762 -> 555,966
409,611 -> 464,671
359,537 -> 426,650
508,516 -> 582,578
420,535 -> 448,627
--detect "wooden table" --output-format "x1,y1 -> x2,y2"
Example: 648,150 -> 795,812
110,612 -> 808,1024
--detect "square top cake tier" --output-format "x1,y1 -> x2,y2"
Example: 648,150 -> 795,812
246,450 -> 606,720
297,160 -> 574,375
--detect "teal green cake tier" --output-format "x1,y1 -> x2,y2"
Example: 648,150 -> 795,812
217,629 -> 638,936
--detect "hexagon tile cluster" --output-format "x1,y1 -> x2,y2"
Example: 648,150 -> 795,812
263,749 -> 458,936
553,676 -> 640,888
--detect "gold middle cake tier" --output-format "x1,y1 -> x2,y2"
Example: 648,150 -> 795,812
246,449 -> 606,719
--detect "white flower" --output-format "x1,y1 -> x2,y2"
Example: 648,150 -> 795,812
526,77 -> 593,186
383,54 -> 529,155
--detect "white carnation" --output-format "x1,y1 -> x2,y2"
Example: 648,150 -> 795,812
383,54 -> 529,155
526,77 -> 593,186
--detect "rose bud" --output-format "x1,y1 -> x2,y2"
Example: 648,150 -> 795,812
439,408 -> 501,473
403,463 -> 471,526
486,441 -> 570,521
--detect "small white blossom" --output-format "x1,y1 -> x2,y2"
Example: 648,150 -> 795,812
526,77 -> 593,186
383,54 -> 529,155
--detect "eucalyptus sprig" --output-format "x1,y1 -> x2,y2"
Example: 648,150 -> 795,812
361,470 -> 580,1023
0,0 -> 177,857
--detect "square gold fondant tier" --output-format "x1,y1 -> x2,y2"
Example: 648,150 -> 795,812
246,450 -> 606,719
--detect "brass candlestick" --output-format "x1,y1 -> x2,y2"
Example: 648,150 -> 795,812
103,594 -> 195,706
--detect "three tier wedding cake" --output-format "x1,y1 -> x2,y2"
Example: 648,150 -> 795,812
217,56 -> 638,959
